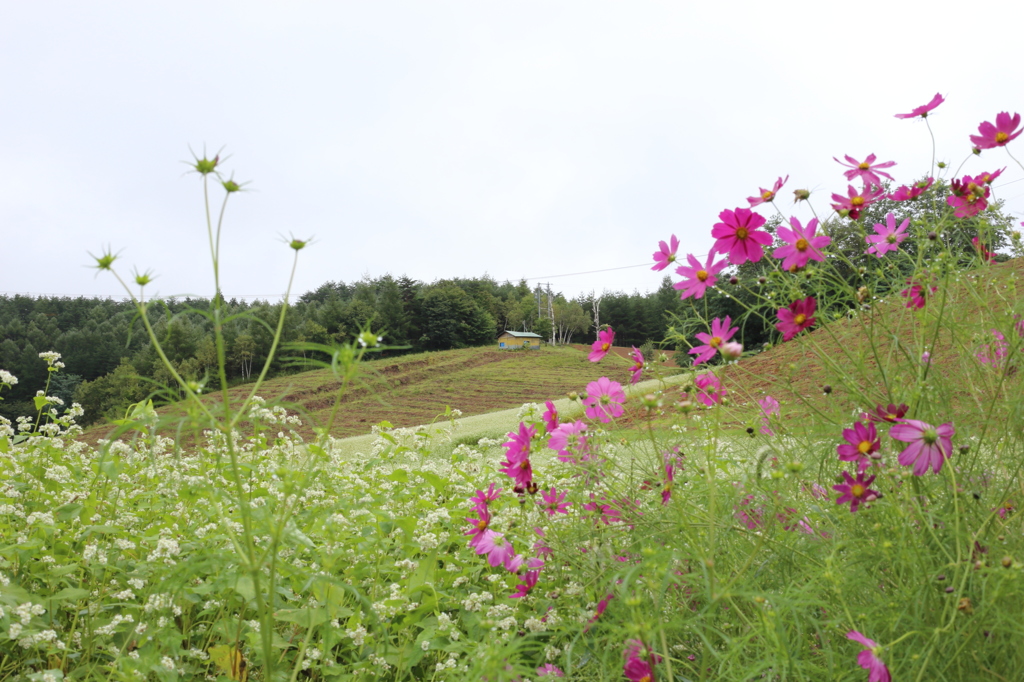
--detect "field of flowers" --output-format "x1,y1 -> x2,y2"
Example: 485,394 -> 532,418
4,96 -> 1024,681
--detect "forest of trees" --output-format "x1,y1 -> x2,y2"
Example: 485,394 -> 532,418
2,181 -> 1016,425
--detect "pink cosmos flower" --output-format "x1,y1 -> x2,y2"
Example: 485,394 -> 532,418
539,487 -> 570,516
831,184 -> 886,219
888,177 -> 934,202
532,527 -> 553,559
661,459 -> 675,505
947,175 -> 990,218
503,422 -> 535,462
901,280 -> 936,309
775,297 -> 817,341
970,112 -> 1022,149
651,235 -> 680,271
972,237 -> 996,264
862,403 -> 908,424
895,92 -> 944,119
499,453 -> 533,487
628,346 -> 645,385
835,154 -> 897,187
977,168 -> 1005,185
694,372 -> 724,406
469,483 -> 502,513
890,419 -> 955,475
465,508 -> 491,548
833,470 -> 880,512
589,327 -> 615,362
720,341 -> 743,361
674,252 -> 728,300
624,656 -> 654,682
710,207 -> 772,265
865,212 -> 910,257
542,400 -> 559,433
758,395 -> 780,435
772,217 -> 831,271
847,631 -> 891,682
977,329 -> 1008,367
510,567 -> 541,598
536,664 -> 565,678
837,421 -> 880,473
747,175 -> 789,207
689,316 -> 739,366
547,420 -> 590,463
583,494 -> 621,525
585,593 -> 615,630
473,530 -> 516,568
583,377 -> 626,423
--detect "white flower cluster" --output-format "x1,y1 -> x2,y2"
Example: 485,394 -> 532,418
460,591 -> 493,612
146,538 -> 181,564
38,351 -> 64,368
436,612 -> 461,641
0,369 -> 17,385
93,613 -> 135,636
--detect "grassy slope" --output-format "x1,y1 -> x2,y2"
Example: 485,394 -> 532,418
80,345 -> 683,444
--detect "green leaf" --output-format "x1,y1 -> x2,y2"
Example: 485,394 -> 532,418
55,503 -> 83,522
273,608 -> 330,628
386,469 -> 409,483
414,470 -> 447,495
48,587 -> 90,602
234,575 -> 256,602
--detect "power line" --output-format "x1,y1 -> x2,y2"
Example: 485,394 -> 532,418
523,263 -> 650,281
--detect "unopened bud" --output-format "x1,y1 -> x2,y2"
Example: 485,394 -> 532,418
720,341 -> 743,361
936,161 -> 947,168
729,276 -> 739,285
793,189 -> 811,203
928,231 -> 938,241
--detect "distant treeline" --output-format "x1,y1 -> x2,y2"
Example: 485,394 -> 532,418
0,275 -> 692,425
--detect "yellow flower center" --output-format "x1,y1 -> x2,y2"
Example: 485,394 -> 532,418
710,336 -> 722,348
696,270 -> 709,282
762,190 -> 774,201
858,440 -> 872,454
520,461 -> 530,471
851,483 -> 866,497
794,314 -> 807,325
996,131 -> 1009,143
858,162 -> 870,170
886,233 -> 898,243
601,342 -> 610,352
795,238 -> 809,252
735,227 -> 749,239
851,196 -> 865,206
477,519 -> 487,530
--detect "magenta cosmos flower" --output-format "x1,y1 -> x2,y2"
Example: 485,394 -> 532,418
976,329 -> 1008,367
888,177 -> 933,202
890,419 -> 955,475
895,92 -> 944,119
833,470 -> 880,512
503,421 -> 535,462
464,507 -> 491,548
970,111 -> 1023,149
831,184 -> 886,219
759,395 -> 780,435
901,280 -> 936,309
837,421 -> 880,473
773,217 -> 831,271
469,483 -> 502,513
835,154 -> 897,187
710,207 -> 772,265
628,346 -> 645,384
747,175 -> 789,207
661,458 -> 675,505
862,403 -> 908,424
847,631 -> 891,682
674,252 -> 727,300
589,327 -> 615,362
542,400 -> 559,433
538,487 -> 570,516
536,664 -> 565,678
689,316 -> 739,366
548,420 -> 590,463
694,372 -> 724,406
775,297 -> 816,341
583,494 -> 621,525
947,175 -> 990,218
865,212 -> 909,257
651,235 -> 680,271
510,565 -> 542,598
583,377 -> 626,423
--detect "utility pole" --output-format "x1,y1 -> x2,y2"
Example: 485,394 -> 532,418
546,283 -> 555,345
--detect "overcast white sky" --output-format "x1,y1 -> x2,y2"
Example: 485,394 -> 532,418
3,1 -> 1024,303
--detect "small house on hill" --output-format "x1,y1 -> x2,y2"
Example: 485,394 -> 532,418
497,330 -> 543,350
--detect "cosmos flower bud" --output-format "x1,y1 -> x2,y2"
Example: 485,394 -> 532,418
793,189 -> 811,203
